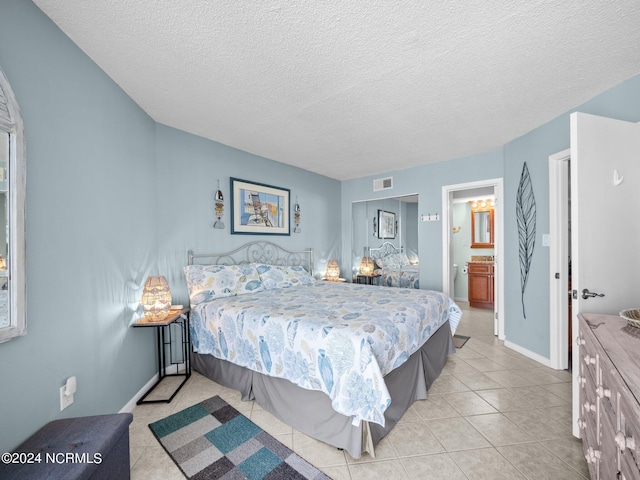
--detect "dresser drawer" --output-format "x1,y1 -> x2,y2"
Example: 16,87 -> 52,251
618,392 -> 640,474
467,263 -> 493,274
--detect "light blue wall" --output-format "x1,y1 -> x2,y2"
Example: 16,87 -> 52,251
503,74 -> 640,357
154,124 -> 342,301
341,151 -> 504,288
0,0 -> 341,454
0,0 -> 158,453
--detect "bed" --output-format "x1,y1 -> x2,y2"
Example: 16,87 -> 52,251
369,242 -> 419,288
184,241 -> 461,458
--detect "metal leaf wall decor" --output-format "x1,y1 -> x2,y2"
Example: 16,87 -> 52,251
516,162 -> 536,318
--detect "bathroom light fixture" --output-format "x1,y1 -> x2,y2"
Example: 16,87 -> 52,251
325,260 -> 340,281
141,275 -> 172,320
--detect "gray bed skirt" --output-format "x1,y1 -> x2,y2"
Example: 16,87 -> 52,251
191,319 -> 454,459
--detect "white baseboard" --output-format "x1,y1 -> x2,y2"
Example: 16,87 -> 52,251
503,339 -> 552,368
119,373 -> 158,413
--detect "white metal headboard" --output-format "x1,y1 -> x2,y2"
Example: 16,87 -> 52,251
368,242 -> 403,261
187,241 -> 314,275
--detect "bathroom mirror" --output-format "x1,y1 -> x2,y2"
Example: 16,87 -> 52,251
470,203 -> 494,248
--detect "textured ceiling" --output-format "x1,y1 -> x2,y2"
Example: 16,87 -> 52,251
33,0 -> 640,180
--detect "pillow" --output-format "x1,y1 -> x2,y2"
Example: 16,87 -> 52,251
377,252 -> 411,270
255,264 -> 315,290
183,264 -> 264,305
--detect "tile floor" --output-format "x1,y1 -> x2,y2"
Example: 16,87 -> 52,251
129,303 -> 589,479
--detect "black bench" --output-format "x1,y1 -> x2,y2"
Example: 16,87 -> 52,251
0,413 -> 133,480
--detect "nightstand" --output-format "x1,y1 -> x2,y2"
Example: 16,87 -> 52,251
133,307 -> 190,404
355,274 -> 381,285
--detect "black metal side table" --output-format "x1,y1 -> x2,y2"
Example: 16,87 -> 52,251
355,274 -> 381,285
133,307 -> 190,404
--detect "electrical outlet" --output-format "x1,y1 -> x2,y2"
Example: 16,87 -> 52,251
60,385 -> 74,411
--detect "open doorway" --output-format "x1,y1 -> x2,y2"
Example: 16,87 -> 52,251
442,178 -> 504,340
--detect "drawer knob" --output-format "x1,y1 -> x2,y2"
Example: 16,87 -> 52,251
584,401 -> 596,413
583,355 -> 596,365
616,431 -> 636,451
585,447 -> 601,463
596,385 -> 611,399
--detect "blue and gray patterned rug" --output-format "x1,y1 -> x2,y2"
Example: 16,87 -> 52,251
149,395 -> 330,480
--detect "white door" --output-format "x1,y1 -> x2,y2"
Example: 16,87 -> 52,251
570,112 -> 640,436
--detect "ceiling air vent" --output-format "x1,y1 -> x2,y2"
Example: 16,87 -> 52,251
373,176 -> 393,192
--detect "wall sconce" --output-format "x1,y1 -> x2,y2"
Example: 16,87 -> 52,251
0,256 -> 6,271
325,260 -> 340,281
141,275 -> 172,320
293,197 -> 301,233
214,179 -> 225,229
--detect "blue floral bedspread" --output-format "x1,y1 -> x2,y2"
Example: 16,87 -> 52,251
190,282 -> 462,426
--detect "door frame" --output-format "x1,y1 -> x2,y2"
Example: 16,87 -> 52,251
442,178 -> 504,339
548,149 -> 571,370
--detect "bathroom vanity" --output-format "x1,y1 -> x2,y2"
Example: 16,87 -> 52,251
467,258 -> 494,309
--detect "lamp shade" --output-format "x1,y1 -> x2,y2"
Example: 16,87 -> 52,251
0,256 -> 6,271
326,260 -> 340,281
141,275 -> 172,320
360,256 -> 374,275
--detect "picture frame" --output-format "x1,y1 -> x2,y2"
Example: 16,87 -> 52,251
230,178 -> 290,235
377,209 -> 396,239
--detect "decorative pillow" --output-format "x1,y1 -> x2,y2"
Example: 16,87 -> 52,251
255,264 -> 315,290
183,264 -> 265,305
377,252 -> 411,270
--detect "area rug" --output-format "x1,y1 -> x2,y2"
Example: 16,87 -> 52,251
453,334 -> 470,348
149,395 -> 330,480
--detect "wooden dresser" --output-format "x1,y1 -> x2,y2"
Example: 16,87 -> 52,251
577,313 -> 640,480
467,262 -> 494,309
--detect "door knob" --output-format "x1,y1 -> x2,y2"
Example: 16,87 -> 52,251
582,289 -> 605,300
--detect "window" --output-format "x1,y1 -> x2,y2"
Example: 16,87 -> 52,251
0,68 -> 26,343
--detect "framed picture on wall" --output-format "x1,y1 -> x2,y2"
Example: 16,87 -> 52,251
230,178 -> 290,235
377,209 -> 396,239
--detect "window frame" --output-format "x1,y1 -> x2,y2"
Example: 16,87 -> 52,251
0,67 -> 26,343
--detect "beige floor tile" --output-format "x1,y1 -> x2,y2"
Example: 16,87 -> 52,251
464,413 -> 535,446
130,443 -> 185,480
249,409 -> 293,435
346,435 -> 397,464
540,382 -> 573,402
498,443 -> 588,479
453,372 -> 504,391
292,432 -> 347,467
349,459 -> 409,480
386,421 -> 445,457
428,374 -> 471,394
442,391 -> 498,416
441,357 -> 482,376
321,465 -> 351,480
502,409 -> 575,441
412,394 -> 460,421
475,388 -> 533,412
484,370 -> 536,388
401,453 -> 467,480
465,357 -> 507,372
425,417 -> 491,452
450,447 -> 526,480
540,438 -> 590,479
508,385 -> 569,408
397,405 -> 422,424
